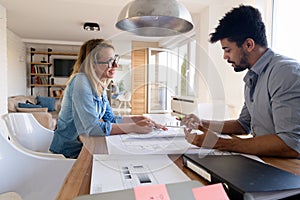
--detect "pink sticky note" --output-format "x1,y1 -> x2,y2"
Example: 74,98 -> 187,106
192,183 -> 229,200
134,184 -> 171,200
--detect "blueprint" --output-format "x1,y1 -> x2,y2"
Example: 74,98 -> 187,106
106,127 -> 201,155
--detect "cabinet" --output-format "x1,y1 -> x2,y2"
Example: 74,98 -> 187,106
29,48 -> 77,98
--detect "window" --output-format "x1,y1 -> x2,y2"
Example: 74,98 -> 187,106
171,38 -> 197,97
272,0 -> 300,61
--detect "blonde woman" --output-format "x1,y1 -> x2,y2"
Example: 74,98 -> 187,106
50,39 -> 166,158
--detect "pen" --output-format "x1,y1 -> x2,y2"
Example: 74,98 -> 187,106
176,115 -> 183,121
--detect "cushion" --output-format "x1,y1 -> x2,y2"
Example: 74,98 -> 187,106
8,95 -> 37,112
37,96 -> 55,111
16,107 -> 48,112
18,102 -> 42,108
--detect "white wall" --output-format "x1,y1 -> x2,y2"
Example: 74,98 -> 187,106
0,4 -> 7,114
7,30 -> 26,96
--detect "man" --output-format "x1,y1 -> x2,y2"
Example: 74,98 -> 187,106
181,5 -> 300,158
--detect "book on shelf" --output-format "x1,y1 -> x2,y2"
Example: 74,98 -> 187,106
31,65 -> 47,74
31,76 -> 48,85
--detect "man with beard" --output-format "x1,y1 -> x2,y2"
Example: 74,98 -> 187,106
181,5 -> 300,158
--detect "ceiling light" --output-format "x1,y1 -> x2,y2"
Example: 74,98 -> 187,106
83,22 -> 100,31
116,0 -> 194,37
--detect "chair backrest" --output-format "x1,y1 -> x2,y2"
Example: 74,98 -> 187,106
0,119 -> 75,200
118,91 -> 131,101
3,113 -> 53,152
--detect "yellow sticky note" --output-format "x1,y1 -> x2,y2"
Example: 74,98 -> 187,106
192,183 -> 229,200
134,184 -> 170,200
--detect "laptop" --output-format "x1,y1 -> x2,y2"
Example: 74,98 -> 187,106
183,154 -> 300,200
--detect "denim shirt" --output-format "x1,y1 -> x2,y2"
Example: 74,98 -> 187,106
238,49 -> 300,153
50,73 -> 122,158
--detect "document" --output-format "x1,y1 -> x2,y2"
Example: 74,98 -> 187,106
106,127 -> 201,155
90,154 -> 193,194
106,127 -> 262,162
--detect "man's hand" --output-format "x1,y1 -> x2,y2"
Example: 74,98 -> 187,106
184,128 -> 220,149
181,114 -> 204,130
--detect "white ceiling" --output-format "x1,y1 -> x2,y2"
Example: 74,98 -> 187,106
0,0 -> 209,44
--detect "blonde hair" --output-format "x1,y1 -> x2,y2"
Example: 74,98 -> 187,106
66,39 -> 114,97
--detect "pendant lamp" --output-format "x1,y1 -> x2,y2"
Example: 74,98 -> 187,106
116,0 -> 194,37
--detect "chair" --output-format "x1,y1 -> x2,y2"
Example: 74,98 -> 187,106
0,119 -> 75,200
112,91 -> 132,115
117,91 -> 132,109
2,113 -> 65,159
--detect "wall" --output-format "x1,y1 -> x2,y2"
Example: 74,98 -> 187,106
0,4 -> 7,114
7,30 -> 26,96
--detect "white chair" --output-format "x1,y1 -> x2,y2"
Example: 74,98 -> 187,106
117,91 -> 132,109
0,119 -> 75,200
2,113 -> 65,159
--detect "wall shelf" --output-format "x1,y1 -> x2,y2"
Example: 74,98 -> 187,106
29,47 -> 76,97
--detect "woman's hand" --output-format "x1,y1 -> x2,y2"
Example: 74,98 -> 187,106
132,119 -> 154,133
123,115 -> 168,131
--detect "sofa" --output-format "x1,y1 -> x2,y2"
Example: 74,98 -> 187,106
8,95 -> 60,130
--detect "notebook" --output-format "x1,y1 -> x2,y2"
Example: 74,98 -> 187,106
182,154 -> 300,200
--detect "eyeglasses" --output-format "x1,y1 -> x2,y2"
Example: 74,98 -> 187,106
95,55 -> 119,68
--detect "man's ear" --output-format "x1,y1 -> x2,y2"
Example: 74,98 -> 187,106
244,38 -> 255,51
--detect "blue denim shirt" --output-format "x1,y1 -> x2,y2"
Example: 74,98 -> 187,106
238,49 -> 300,153
50,73 -> 122,158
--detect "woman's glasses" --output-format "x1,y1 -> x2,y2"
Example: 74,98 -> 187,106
95,55 -> 119,68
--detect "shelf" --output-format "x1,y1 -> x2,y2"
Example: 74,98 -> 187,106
29,47 -> 77,97
30,84 -> 66,87
31,73 -> 52,76
30,51 -> 78,56
30,62 -> 52,65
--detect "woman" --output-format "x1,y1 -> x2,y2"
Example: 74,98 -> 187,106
50,39 -> 166,158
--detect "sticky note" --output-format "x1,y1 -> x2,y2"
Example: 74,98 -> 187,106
192,183 -> 229,200
134,184 -> 170,200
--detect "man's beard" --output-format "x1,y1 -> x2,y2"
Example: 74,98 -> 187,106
234,65 -> 248,72
231,51 -> 250,72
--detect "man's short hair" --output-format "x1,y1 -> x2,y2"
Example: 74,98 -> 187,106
209,5 -> 267,47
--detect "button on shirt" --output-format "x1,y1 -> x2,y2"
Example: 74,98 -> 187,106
238,49 -> 300,153
50,73 -> 122,158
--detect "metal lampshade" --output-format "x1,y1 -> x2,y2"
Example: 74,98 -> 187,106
116,0 -> 194,37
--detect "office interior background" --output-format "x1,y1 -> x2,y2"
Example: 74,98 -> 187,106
0,0 -> 298,117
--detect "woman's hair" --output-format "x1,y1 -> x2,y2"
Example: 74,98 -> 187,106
67,39 -> 115,97
209,5 -> 267,47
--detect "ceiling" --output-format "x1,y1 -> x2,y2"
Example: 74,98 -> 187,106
0,0 -> 208,44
